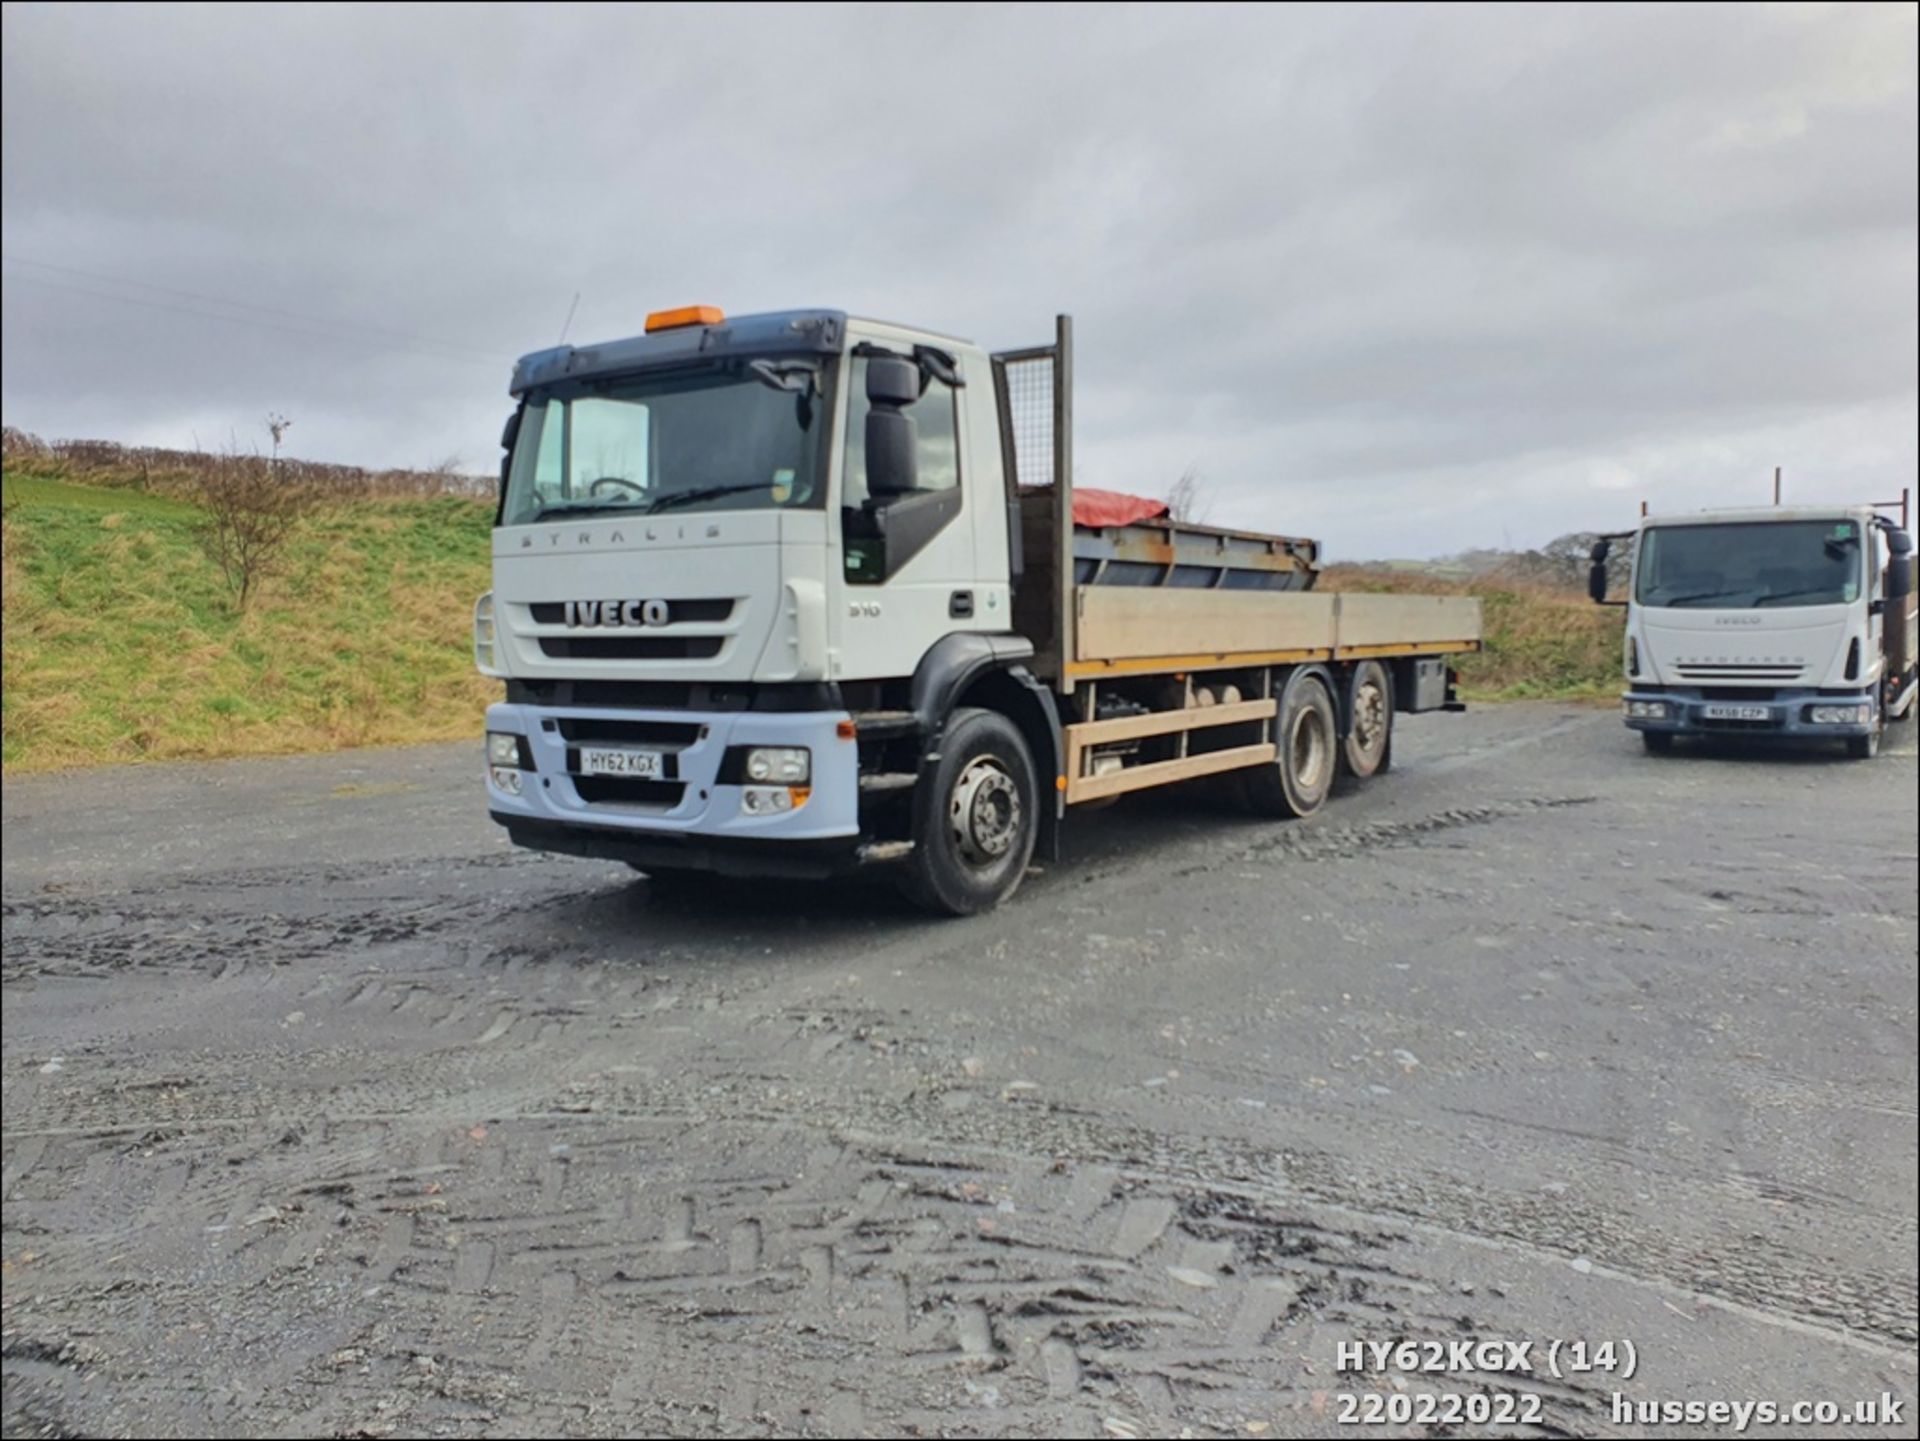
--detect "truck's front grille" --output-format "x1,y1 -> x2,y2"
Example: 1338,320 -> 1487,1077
556,717 -> 702,747
1699,686 -> 1779,701
1674,664 -> 1804,682
528,599 -> 735,625
540,635 -> 725,661
571,777 -> 686,809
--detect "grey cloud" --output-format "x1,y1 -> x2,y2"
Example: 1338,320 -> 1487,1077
3,2 -> 1913,559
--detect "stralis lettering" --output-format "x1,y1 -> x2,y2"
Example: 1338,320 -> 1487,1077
565,599 -> 669,628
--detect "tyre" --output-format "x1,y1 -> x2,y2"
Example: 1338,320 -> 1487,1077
1642,731 -> 1674,755
901,707 -> 1038,915
1341,660 -> 1393,778
1845,704 -> 1883,759
1241,670 -> 1336,818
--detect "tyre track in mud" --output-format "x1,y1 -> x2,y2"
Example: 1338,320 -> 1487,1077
4,707 -> 1914,1436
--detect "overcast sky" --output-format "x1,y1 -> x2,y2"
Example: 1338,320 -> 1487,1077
4,3 -> 1915,558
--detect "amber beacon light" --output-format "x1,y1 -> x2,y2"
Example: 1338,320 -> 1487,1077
645,305 -> 725,333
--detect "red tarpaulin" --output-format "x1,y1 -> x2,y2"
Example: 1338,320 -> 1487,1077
1070,488 -> 1169,528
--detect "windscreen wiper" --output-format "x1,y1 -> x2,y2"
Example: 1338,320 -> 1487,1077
644,482 -> 770,514
1755,587 -> 1841,607
531,501 -> 646,523
1656,589 -> 1750,606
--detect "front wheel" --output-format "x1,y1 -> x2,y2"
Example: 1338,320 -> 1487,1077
1241,671 -> 1337,818
1845,704 -> 1883,760
901,707 -> 1039,916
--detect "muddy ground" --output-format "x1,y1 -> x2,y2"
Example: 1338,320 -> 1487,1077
3,703 -> 1915,1438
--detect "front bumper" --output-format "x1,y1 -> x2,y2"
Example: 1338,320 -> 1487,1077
1621,687 -> 1877,738
484,701 -> 861,858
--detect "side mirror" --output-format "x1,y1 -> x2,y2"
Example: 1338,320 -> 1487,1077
1889,553 -> 1914,601
1588,561 -> 1610,605
865,356 -> 920,498
499,408 -> 522,493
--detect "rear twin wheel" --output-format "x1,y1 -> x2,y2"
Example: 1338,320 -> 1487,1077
1241,671 -> 1337,818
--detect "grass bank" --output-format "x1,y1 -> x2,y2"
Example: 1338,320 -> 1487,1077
3,470 -> 495,772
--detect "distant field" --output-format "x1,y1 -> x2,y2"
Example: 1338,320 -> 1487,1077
2,471 -> 495,772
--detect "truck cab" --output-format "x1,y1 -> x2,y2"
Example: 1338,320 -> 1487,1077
1592,504 -> 1917,758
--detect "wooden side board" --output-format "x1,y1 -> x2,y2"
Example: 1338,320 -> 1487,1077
1072,587 -> 1481,671
1331,593 -> 1483,650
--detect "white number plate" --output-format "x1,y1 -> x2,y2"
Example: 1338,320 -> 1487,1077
1702,704 -> 1770,721
579,747 -> 664,778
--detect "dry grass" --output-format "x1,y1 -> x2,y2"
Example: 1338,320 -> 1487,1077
2,471 -> 495,772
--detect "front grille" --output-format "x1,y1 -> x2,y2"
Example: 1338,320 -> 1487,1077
540,635 -> 725,660
1699,686 -> 1779,701
529,599 -> 735,625
1675,665 -> 1803,682
571,777 -> 686,808
556,716 -> 702,747
507,679 -> 841,711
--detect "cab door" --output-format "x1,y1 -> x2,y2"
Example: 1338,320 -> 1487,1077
829,337 -> 981,680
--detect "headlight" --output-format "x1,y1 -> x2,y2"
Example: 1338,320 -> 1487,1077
744,747 -> 810,783
487,731 -> 525,766
1809,704 -> 1871,725
1624,700 -> 1669,719
489,765 -> 523,796
474,592 -> 499,675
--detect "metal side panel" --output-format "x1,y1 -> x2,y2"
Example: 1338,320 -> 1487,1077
1333,594 -> 1483,651
1074,587 -> 1338,664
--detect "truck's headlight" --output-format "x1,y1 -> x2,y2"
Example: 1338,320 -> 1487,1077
1624,700 -> 1669,719
488,731 -> 526,767
474,592 -> 499,675
1810,704 -> 1870,725
744,747 -> 810,783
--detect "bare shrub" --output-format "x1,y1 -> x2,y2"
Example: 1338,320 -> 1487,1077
193,453 -> 319,609
1165,465 -> 1210,523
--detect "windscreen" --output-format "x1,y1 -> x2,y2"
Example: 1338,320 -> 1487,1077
500,360 -> 830,526
1635,520 -> 1862,609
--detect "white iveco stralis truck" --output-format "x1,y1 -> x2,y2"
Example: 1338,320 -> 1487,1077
476,308 -> 1481,913
1590,502 -> 1917,758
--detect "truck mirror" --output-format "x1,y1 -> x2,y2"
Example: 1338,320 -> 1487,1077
1889,553 -> 1914,600
1588,537 -> 1611,565
866,409 -> 919,497
865,356 -> 921,497
1588,560 -> 1609,604
499,408 -> 522,495
865,355 -> 920,408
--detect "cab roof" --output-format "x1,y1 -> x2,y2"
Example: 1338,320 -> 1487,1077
1643,504 -> 1875,528
509,308 -> 974,395
511,309 -> 847,396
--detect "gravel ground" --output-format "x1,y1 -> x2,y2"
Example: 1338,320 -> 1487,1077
3,702 -> 1915,1438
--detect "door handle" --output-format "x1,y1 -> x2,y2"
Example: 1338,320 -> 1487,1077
949,590 -> 974,619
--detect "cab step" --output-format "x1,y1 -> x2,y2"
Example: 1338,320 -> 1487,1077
858,771 -> 918,794
851,709 -> 919,739
857,840 -> 915,865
